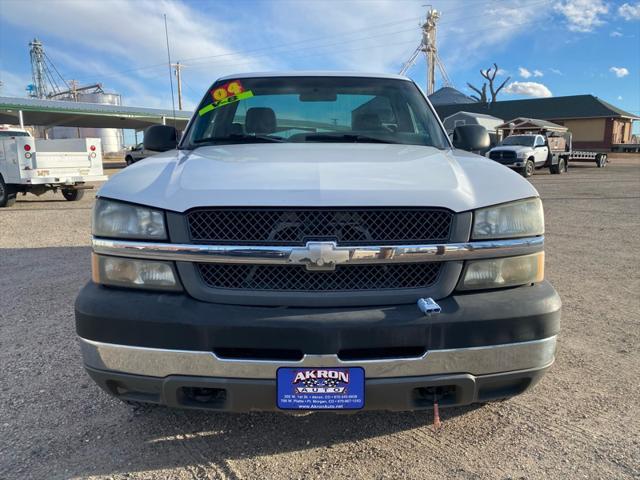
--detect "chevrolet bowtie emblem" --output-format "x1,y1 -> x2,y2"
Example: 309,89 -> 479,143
289,241 -> 350,271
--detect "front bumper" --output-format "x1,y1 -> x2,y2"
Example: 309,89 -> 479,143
84,363 -> 552,412
76,280 -> 560,411
20,174 -> 107,185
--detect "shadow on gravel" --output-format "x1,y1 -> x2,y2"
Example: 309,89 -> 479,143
66,402 -> 486,478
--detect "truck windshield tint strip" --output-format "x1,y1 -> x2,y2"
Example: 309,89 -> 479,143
187,207 -> 453,245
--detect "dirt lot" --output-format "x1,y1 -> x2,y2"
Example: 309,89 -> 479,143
1,156 -> 639,479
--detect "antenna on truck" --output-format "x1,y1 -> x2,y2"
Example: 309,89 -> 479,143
163,13 -> 178,147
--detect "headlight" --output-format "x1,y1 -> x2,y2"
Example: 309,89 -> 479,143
459,252 -> 544,290
472,198 -> 544,240
92,254 -> 181,291
93,198 -> 166,240
517,151 -> 528,158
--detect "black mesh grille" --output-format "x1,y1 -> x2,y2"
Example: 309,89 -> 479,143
197,263 -> 441,292
489,151 -> 517,161
187,208 -> 452,245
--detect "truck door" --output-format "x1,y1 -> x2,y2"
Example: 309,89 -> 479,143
0,137 -> 22,183
534,135 -> 549,165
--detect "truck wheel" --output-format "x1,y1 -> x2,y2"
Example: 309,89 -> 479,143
522,159 -> 535,178
62,189 -> 85,201
550,158 -> 566,175
125,156 -> 133,166
596,154 -> 607,168
0,177 -> 17,208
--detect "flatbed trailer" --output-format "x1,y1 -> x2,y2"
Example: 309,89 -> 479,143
568,150 -> 608,168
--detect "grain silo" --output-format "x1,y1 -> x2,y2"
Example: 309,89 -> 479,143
48,87 -> 124,153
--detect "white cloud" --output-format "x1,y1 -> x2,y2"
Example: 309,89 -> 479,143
504,81 -> 552,98
554,0 -> 608,32
519,67 -> 542,78
496,68 -> 508,76
245,1 -> 548,76
610,66 -> 630,77
618,2 -> 640,20
0,0 -> 273,107
618,95 -> 623,100
610,30 -> 624,37
550,68 -> 563,75
0,0 -> 559,108
257,1 -> 424,73
519,67 -> 532,78
0,70 -> 32,97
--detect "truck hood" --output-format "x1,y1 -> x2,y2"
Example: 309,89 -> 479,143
99,143 -> 538,213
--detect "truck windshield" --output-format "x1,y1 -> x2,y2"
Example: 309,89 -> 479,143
184,76 -> 450,149
0,131 -> 30,138
500,135 -> 535,147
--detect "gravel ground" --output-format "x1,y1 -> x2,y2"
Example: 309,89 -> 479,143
1,157 -> 639,479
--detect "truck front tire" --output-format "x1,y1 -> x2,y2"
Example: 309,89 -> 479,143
522,159 -> 535,178
0,177 -> 17,208
62,189 -> 85,201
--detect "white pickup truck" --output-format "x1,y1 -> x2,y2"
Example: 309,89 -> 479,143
76,72 -> 560,413
0,126 -> 107,207
487,132 -> 608,177
487,134 -> 553,177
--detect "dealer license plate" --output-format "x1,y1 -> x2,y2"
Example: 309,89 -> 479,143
276,367 -> 365,410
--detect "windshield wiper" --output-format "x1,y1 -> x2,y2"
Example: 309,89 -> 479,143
192,133 -> 284,145
303,133 -> 398,144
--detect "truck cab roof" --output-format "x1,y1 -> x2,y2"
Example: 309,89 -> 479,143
0,125 -> 31,137
216,71 -> 412,82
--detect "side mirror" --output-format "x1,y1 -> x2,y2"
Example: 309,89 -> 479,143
143,125 -> 177,152
452,125 -> 490,153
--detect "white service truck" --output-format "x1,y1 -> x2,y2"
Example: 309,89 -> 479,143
0,126 -> 107,207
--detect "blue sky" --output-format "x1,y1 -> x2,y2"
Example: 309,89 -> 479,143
1,0 -> 639,140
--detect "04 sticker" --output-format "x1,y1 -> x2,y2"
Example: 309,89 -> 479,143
199,80 -> 254,116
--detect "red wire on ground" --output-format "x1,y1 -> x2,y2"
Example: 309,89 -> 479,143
433,400 -> 442,431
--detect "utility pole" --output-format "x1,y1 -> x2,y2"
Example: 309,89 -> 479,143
172,62 -> 184,110
422,8 -> 440,95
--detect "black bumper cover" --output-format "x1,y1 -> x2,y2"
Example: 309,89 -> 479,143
75,281 -> 561,354
86,364 -> 551,412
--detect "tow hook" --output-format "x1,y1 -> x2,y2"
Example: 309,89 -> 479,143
417,297 -> 441,316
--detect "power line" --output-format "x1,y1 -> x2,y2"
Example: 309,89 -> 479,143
61,15 -> 425,83
129,10 -> 554,88
58,1 -> 552,84
55,0 -> 554,92
175,0 -> 554,71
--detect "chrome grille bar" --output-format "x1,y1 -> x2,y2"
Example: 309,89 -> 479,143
92,236 -> 544,266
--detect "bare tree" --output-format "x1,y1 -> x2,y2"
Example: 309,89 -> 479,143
467,82 -> 488,103
468,63 -> 511,104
